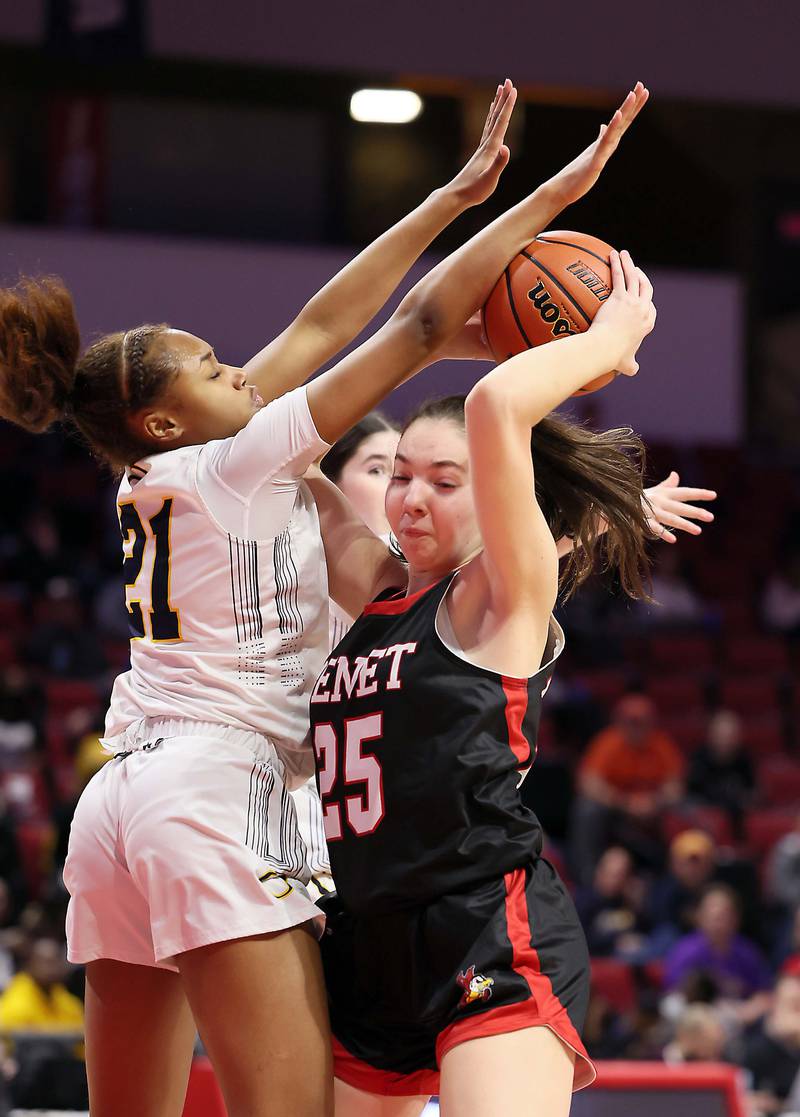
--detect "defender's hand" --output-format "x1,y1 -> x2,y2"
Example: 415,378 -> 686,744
545,81 -> 649,208
448,79 -> 518,209
644,471 -> 717,544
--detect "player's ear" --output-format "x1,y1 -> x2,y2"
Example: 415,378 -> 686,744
139,409 -> 184,444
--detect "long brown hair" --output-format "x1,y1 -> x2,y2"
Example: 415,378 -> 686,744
403,396 -> 652,600
0,276 -> 178,471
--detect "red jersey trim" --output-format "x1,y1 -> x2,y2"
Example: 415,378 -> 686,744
502,677 -> 532,767
363,579 -> 441,616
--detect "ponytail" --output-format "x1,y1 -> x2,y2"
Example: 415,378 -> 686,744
0,276 -> 177,471
0,277 -> 80,432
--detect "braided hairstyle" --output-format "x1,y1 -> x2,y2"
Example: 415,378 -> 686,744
0,276 -> 179,471
403,395 -> 652,600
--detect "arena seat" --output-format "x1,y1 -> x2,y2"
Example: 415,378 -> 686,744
590,958 -> 637,1014
724,636 -> 790,673
662,806 -> 734,847
646,634 -> 716,670
15,819 -> 55,900
718,677 -> 779,716
645,675 -> 706,713
745,809 -> 797,859
758,757 -> 800,807
44,678 -> 100,716
660,709 -> 709,752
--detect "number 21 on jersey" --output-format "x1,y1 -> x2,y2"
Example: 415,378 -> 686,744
119,497 -> 181,642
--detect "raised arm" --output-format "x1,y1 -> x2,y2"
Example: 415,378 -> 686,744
305,84 -> 650,444
555,471 -> 717,557
244,82 -> 517,402
304,467 -> 405,618
464,251 -> 656,619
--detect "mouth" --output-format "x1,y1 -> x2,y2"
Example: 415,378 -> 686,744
249,385 -> 264,409
399,525 -> 429,539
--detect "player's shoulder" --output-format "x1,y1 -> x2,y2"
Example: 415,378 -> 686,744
117,445 -> 201,501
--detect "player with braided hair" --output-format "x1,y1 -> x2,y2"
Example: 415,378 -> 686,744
0,84 -> 521,1117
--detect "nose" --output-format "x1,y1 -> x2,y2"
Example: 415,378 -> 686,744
233,367 -> 247,390
402,478 -> 427,516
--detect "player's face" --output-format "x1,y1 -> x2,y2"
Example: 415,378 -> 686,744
337,430 -> 400,537
139,330 -> 263,448
386,418 -> 482,575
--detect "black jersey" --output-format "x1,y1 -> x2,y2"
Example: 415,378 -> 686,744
309,574 -> 563,915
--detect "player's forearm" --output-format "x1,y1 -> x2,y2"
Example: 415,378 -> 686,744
243,187 -> 468,403
298,186 -> 465,347
405,182 -> 565,350
465,327 -> 621,433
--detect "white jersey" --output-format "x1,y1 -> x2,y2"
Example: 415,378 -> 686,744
104,386 -> 330,772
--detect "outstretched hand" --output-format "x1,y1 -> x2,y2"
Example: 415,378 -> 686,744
643,471 -> 717,544
449,79 -> 518,208
546,81 -> 649,208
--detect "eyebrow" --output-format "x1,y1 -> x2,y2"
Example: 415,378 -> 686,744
198,349 -> 214,366
362,453 -> 391,465
394,452 -> 465,471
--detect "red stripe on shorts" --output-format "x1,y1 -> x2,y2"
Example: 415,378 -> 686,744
332,1035 -> 439,1098
501,677 -> 531,766
436,869 -> 595,1091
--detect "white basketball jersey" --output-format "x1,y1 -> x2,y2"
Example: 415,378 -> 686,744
104,386 -> 330,769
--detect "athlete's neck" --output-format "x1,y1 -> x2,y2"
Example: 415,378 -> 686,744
405,567 -> 451,597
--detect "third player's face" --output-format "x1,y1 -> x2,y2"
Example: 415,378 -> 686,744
385,418 -> 483,576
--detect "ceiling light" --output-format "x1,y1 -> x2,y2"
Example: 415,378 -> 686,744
349,89 -> 423,124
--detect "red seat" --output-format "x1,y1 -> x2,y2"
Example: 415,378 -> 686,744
44,678 -> 100,717
15,819 -> 55,900
745,809 -> 797,859
744,717 -> 786,756
590,958 -> 637,1014
718,677 -> 778,716
647,635 -> 716,671
758,758 -> 800,808
662,806 -> 734,847
574,670 -> 629,708
660,710 -> 709,753
645,675 -> 706,714
725,637 -> 790,674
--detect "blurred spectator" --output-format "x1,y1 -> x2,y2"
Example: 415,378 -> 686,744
741,974 -> 800,1116
0,936 -> 82,1034
648,829 -> 722,950
0,665 -> 43,764
762,547 -> 800,637
571,694 -> 685,881
767,817 -> 800,914
663,1003 -> 728,1064
0,796 -> 26,916
639,548 -> 705,627
575,846 -> 651,961
24,579 -> 107,680
664,884 -> 772,1002
0,938 -> 87,1111
2,511 -> 70,593
686,710 -> 755,835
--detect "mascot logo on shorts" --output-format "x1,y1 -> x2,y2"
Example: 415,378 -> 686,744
457,965 -> 494,1007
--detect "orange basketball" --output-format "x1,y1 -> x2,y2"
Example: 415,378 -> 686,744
481,230 -> 618,395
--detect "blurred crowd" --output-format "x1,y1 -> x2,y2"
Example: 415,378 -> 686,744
0,425 -> 799,1112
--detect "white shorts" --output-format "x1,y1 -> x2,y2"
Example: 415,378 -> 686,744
64,718 -> 323,970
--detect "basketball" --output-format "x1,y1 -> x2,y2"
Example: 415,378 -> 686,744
481,230 -> 618,394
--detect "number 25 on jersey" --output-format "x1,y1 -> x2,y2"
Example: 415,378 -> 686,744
120,497 -> 181,642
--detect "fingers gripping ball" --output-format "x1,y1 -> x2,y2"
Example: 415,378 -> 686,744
482,230 -> 618,394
